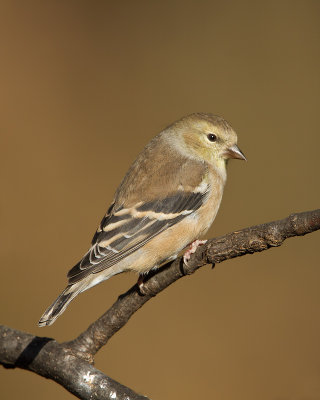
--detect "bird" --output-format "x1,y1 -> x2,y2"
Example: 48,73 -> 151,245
38,113 -> 246,327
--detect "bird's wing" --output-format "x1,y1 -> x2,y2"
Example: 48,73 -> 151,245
67,189 -> 209,284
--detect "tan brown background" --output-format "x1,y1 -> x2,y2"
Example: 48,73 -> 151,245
1,1 -> 319,399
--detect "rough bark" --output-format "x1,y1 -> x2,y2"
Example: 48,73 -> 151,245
0,325 -> 148,400
1,209 -> 319,400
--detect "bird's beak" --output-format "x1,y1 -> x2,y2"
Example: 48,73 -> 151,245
224,144 -> 247,161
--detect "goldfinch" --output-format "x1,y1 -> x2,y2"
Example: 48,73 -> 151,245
38,113 -> 246,327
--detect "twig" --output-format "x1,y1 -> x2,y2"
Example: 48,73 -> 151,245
65,209 -> 320,358
1,209 -> 319,400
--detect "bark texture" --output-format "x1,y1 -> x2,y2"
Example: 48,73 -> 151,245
1,209 -> 319,400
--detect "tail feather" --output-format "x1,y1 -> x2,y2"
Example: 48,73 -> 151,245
38,279 -> 89,327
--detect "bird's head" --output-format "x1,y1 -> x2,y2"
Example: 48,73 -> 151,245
173,113 -> 246,167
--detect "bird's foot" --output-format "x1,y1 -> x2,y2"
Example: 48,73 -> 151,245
183,239 -> 207,265
137,275 -> 147,295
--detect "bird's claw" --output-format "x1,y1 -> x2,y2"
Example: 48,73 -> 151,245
183,239 -> 207,265
137,275 -> 148,295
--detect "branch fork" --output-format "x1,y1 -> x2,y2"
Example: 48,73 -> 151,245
1,209 -> 319,400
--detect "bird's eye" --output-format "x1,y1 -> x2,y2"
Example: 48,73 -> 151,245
207,133 -> 217,142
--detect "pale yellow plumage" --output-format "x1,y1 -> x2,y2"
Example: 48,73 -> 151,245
38,113 -> 246,327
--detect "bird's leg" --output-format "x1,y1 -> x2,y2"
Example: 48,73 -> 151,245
183,239 -> 207,265
137,274 -> 147,295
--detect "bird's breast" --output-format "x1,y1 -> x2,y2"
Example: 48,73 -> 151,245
195,165 -> 225,236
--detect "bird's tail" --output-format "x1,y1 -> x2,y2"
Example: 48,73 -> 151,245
38,278 -> 90,327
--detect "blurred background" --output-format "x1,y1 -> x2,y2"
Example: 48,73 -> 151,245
1,1 -> 319,399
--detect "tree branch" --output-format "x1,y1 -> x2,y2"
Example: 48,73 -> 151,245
66,209 -> 320,358
0,325 -> 149,400
1,209 -> 319,399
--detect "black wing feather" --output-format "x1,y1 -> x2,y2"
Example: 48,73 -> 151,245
67,190 -> 208,284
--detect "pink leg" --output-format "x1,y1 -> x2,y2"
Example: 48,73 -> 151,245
137,275 -> 147,295
183,239 -> 207,265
